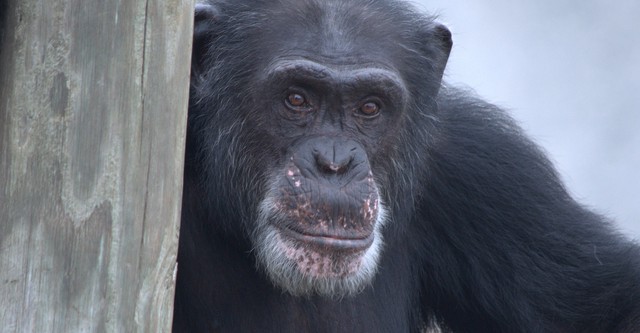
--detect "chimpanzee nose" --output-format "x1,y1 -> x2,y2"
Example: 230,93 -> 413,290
313,139 -> 356,175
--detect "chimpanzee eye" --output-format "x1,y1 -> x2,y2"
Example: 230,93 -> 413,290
359,101 -> 380,116
286,93 -> 307,108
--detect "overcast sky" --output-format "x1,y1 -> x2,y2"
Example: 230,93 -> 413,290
412,0 -> 640,238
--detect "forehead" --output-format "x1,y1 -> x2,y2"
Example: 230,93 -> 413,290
256,0 -> 411,65
262,58 -> 409,102
263,58 -> 406,88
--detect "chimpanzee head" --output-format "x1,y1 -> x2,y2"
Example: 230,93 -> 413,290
189,0 -> 451,297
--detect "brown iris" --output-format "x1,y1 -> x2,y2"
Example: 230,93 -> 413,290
287,93 -> 306,107
360,102 -> 380,116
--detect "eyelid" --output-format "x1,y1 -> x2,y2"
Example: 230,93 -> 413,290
284,89 -> 314,111
361,96 -> 385,109
355,96 -> 384,117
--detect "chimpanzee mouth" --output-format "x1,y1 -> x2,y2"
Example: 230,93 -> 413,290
278,226 -> 375,252
254,167 -> 388,296
255,193 -> 388,297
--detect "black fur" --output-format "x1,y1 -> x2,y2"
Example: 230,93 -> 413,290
173,0 -> 640,332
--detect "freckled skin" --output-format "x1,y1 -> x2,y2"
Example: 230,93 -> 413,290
272,158 -> 381,276
277,158 -> 379,240
276,232 -> 363,278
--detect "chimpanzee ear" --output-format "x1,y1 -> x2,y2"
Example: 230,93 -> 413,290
192,3 -> 219,73
430,23 -> 453,83
417,22 -> 452,93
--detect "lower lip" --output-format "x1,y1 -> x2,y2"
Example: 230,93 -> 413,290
278,227 -> 374,251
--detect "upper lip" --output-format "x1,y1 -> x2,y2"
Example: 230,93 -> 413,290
278,226 -> 374,251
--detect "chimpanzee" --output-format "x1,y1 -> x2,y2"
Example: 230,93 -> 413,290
172,0 -> 640,332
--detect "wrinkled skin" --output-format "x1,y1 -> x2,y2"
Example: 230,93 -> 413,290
173,1 -> 640,332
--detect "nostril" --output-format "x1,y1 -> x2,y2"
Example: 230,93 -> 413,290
327,163 -> 340,172
315,154 -> 352,175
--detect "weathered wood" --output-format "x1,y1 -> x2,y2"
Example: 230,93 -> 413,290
0,0 -> 194,331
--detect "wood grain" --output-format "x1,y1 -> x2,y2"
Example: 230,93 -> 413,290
0,0 -> 194,331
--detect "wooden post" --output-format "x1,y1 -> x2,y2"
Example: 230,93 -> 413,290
0,0 -> 194,331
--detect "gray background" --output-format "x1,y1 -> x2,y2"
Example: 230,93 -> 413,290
412,0 -> 640,238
